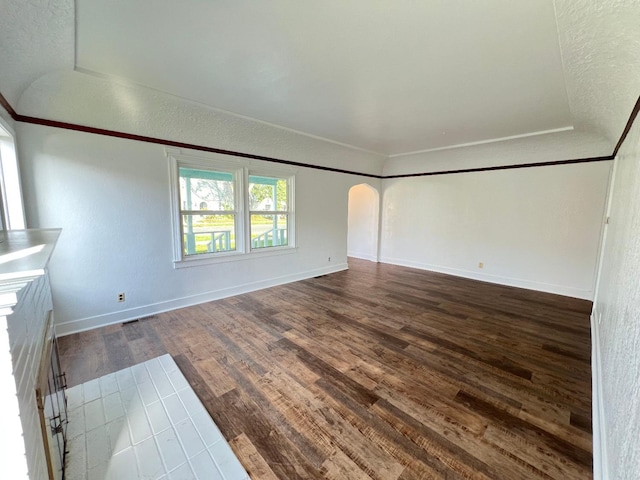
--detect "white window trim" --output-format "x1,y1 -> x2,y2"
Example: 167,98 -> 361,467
0,117 -> 25,230
168,151 -> 297,268
246,168 -> 295,253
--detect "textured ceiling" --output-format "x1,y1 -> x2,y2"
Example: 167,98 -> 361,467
1,0 -> 639,162
74,0 -> 573,155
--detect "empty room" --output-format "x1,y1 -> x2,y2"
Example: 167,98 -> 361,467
1,1 -> 639,479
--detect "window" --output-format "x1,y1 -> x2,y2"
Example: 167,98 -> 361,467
249,176 -> 290,249
178,167 -> 239,256
0,121 -> 25,230
170,153 -> 295,265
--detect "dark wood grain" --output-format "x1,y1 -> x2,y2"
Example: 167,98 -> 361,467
0,91 -> 18,119
4,89 -> 640,179
612,94 -> 640,157
59,258 -> 593,480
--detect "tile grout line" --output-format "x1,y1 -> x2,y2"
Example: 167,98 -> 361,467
65,354 -> 249,480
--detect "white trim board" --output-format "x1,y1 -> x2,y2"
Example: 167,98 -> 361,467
378,256 -> 593,300
55,263 -> 348,336
347,252 -> 378,262
591,309 -> 609,480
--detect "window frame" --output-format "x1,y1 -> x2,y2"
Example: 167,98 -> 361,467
0,118 -> 26,230
178,164 -> 243,258
169,151 -> 296,268
246,170 -> 295,252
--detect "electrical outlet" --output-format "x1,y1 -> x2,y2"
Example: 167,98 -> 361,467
478,262 -> 484,269
328,256 -> 331,262
118,292 -> 125,302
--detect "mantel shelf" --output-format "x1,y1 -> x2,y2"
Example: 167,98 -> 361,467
0,229 -> 61,287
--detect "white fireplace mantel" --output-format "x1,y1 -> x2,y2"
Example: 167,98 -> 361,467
0,228 -> 61,480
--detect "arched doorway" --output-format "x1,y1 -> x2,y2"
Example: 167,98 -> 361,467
347,183 -> 379,262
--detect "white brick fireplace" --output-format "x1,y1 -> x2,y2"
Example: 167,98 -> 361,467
0,229 -> 61,480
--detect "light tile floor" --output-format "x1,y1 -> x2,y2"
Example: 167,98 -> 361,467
65,354 -> 250,480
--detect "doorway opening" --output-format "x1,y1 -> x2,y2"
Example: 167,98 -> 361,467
347,183 -> 379,262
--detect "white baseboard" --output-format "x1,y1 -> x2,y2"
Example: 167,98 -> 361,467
55,263 -> 348,336
347,251 -> 378,262
378,256 -> 593,300
591,309 -> 609,480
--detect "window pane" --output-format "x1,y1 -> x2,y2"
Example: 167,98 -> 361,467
180,168 -> 234,211
248,176 -> 287,211
182,214 -> 235,255
250,214 -> 288,249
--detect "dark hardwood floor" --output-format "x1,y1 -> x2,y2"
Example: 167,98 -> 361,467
59,258 -> 593,480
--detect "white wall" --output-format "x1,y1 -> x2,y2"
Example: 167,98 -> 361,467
18,123 -> 381,335
18,71 -> 386,177
380,161 -> 611,299
592,116 -> 640,479
384,129 -> 611,176
347,184 -> 379,262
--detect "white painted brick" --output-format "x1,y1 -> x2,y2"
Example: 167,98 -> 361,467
189,450 -> 224,480
134,437 -> 166,480
175,419 -> 205,459
116,368 -> 136,391
169,462 -> 197,480
131,363 -> 151,385
210,441 -> 248,480
83,378 -> 101,403
121,385 -> 143,415
159,354 -> 178,374
150,366 -> 175,399
105,446 -> 139,480
178,388 -> 207,419
86,425 -> 111,469
65,432 -> 87,480
84,398 -> 106,432
99,373 -> 119,397
145,358 -> 164,378
66,384 -> 84,412
63,355 -> 248,480
87,462 -> 108,480
4,273 -> 68,479
146,400 -> 171,435
119,385 -> 138,406
107,417 -> 132,455
156,427 -> 187,472
103,391 -> 125,423
66,406 -> 86,441
138,377 -> 160,406
127,402 -> 153,445
163,394 -> 189,425
167,368 -> 190,392
65,469 -> 87,480
191,411 -> 223,448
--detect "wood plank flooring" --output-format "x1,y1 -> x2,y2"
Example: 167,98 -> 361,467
58,258 -> 593,480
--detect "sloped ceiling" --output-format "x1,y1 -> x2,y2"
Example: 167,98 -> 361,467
1,0 -> 639,161
73,0 -> 574,155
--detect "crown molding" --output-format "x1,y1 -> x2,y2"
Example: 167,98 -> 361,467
1,91 -> 637,179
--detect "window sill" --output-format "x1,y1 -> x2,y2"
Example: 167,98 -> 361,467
173,246 -> 298,269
